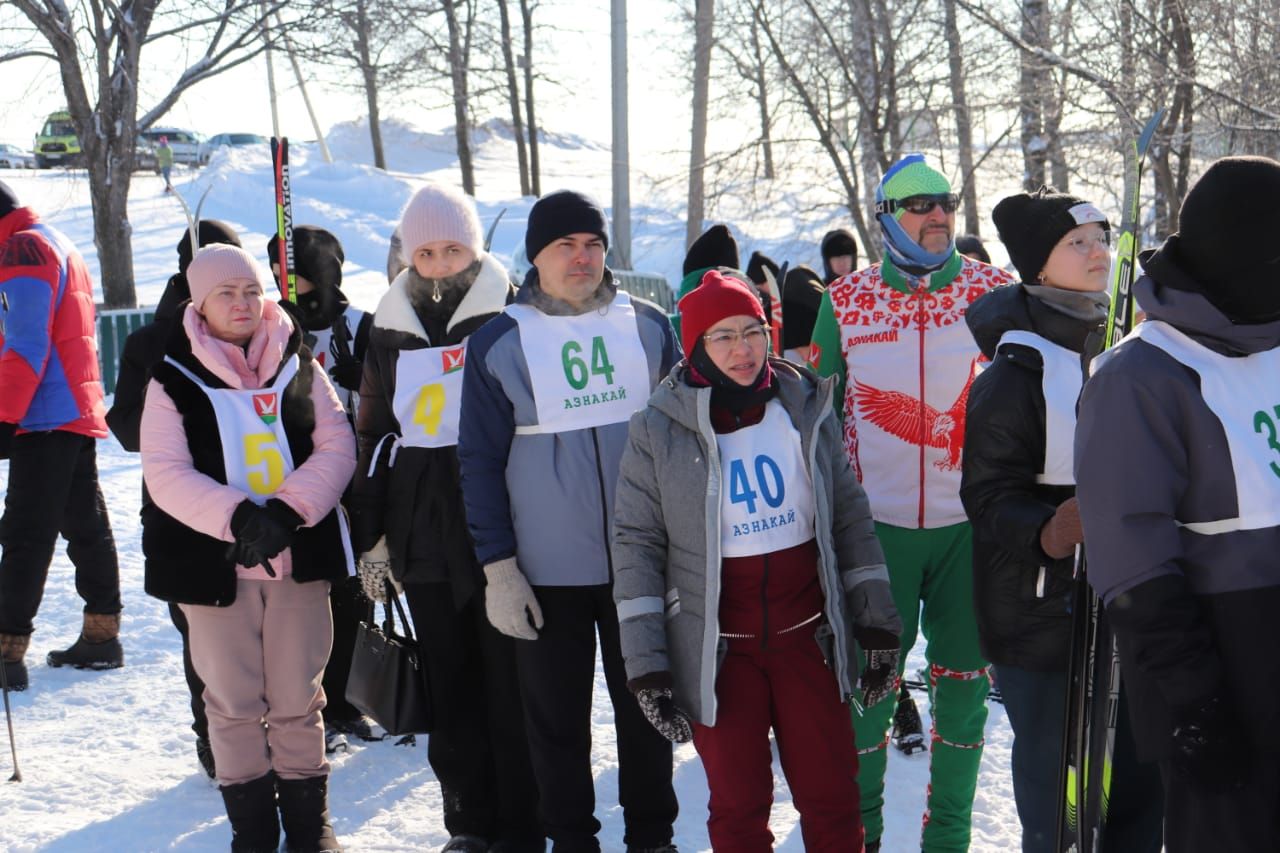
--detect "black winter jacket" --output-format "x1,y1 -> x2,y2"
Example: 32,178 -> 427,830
349,255 -> 513,608
960,283 -> 1100,670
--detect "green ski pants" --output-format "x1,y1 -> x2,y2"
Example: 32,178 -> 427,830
854,522 -> 990,852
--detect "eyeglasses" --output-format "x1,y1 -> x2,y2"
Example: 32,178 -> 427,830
875,193 -> 960,216
703,325 -> 770,349
1059,230 -> 1112,255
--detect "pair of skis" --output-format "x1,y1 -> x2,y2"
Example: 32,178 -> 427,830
271,137 -> 297,303
1056,108 -> 1164,853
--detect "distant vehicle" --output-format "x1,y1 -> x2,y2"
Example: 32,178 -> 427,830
139,127 -> 203,166
198,132 -> 268,165
35,110 -> 81,168
133,139 -> 160,173
0,144 -> 34,169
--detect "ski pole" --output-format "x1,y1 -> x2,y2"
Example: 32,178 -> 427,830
0,653 -> 21,782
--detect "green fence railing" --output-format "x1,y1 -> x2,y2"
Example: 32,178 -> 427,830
97,307 -> 155,396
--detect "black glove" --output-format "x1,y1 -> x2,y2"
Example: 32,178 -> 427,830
328,356 -> 363,392
856,627 -> 901,709
1171,693 -> 1248,793
629,672 -> 693,744
229,499 -> 303,574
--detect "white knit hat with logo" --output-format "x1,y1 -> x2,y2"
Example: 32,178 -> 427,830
398,183 -> 483,266
186,244 -> 275,311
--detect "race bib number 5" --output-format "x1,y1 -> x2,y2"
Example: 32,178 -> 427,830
244,433 -> 286,495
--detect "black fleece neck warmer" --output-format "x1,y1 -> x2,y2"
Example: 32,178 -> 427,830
405,260 -> 482,342
687,342 -> 776,415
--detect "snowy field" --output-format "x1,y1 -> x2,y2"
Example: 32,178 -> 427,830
0,125 -> 1020,851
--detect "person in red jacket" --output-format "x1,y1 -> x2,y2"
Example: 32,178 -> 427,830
0,180 -> 122,692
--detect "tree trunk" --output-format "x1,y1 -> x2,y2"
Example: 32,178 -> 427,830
354,0 -> 386,170
519,0 -> 541,196
497,0 -> 531,195
747,14 -> 773,180
442,0 -> 475,195
687,0 -> 715,248
90,163 -> 137,308
943,0 -> 979,236
1019,0 -> 1047,189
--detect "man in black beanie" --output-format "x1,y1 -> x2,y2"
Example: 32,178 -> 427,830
671,224 -> 747,339
820,228 -> 859,284
459,189 -> 680,852
1075,155 -> 1280,851
781,265 -> 824,363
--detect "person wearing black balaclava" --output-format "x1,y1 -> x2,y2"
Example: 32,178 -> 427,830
266,225 -> 379,752
963,188 -> 1163,852
267,225 -> 373,417
103,218 -> 242,780
1076,155 -> 1280,852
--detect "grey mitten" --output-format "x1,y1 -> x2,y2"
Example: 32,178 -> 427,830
356,536 -> 392,603
483,558 -> 543,640
634,686 -> 694,744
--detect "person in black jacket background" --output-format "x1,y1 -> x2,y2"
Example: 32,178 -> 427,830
960,188 -> 1162,853
105,219 -> 241,779
349,184 -> 540,853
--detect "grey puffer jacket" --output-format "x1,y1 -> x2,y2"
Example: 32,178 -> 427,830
612,357 -> 901,726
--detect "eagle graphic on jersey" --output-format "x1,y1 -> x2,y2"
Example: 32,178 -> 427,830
852,365 -> 978,471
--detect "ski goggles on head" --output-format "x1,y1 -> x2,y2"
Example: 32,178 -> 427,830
875,193 -> 960,216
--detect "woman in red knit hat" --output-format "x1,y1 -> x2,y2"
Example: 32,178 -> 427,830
612,269 -> 902,851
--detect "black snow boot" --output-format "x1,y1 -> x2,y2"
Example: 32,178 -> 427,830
0,633 -> 29,692
46,613 -> 124,670
277,775 -> 342,852
220,772 -> 280,853
891,684 -> 926,755
441,835 -> 489,852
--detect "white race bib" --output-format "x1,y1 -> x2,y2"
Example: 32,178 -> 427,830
996,330 -> 1082,485
166,355 -> 299,502
718,400 -> 817,557
506,291 -> 651,435
1128,321 -> 1280,534
392,342 -> 469,449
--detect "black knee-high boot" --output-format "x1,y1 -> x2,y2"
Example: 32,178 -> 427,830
277,775 -> 342,852
220,773 -> 280,853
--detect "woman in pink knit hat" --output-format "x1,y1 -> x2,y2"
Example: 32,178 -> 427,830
347,184 -> 541,853
139,243 -> 356,852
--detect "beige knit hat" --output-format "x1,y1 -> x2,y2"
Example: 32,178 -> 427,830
186,244 -> 275,311
398,183 -> 483,266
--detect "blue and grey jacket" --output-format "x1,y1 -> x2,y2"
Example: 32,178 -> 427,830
1076,247 -> 1280,760
458,270 -> 678,586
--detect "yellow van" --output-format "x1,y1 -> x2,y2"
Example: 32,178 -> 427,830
34,111 -> 81,168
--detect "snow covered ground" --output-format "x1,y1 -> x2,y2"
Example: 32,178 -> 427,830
0,126 -> 1021,851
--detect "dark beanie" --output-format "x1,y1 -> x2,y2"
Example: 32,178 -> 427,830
683,224 -> 740,277
992,188 -> 1109,283
745,251 -> 780,287
782,266 -> 825,350
267,225 -> 345,290
177,220 -> 242,274
955,234 -> 991,264
525,190 -> 609,263
820,228 -> 858,261
677,269 -> 766,359
0,180 -> 18,220
1170,155 -> 1280,322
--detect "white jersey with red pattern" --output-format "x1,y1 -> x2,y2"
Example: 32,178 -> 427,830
821,258 -> 1013,528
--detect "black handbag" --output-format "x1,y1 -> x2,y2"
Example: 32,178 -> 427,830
345,581 -> 433,735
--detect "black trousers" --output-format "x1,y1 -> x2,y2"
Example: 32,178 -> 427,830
516,584 -> 677,853
1161,752 -> 1280,852
0,431 -> 120,635
404,581 -> 541,847
168,602 -> 208,739
322,575 -> 372,722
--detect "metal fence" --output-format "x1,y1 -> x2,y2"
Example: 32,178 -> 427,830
96,307 -> 154,395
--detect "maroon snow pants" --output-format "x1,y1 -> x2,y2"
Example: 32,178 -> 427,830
691,629 -> 864,852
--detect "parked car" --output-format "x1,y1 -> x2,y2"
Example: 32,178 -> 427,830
133,139 -> 160,173
139,127 -> 203,166
198,132 -> 268,165
34,110 -> 81,168
0,144 -> 34,169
